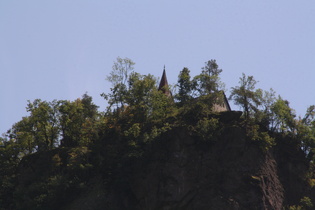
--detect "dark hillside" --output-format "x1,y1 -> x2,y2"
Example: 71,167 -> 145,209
13,112 -> 311,210
3,60 -> 315,210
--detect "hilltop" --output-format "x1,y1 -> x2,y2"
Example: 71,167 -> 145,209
1,58 -> 315,209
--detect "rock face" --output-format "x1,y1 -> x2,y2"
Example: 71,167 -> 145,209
16,123 -> 309,210
122,126 -> 286,210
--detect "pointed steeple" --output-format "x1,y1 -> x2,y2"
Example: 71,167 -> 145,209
158,66 -> 172,98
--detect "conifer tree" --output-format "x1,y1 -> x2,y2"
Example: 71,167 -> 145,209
229,73 -> 262,119
176,67 -> 193,104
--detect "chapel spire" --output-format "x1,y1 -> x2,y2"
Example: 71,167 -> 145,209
158,66 -> 172,98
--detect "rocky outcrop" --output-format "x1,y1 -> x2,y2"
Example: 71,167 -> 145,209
121,126 -> 286,210
16,122 -> 309,210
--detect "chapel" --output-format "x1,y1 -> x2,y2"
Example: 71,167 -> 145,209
158,68 -> 231,112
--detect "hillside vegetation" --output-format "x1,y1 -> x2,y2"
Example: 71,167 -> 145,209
1,58 -> 315,209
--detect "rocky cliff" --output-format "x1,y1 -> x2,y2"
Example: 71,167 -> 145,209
112,126 -> 300,210
16,120 -> 310,210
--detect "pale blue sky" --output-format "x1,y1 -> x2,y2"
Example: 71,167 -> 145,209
1,1 -> 315,134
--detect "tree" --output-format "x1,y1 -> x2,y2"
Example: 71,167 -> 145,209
59,94 -> 99,147
5,99 -> 60,153
192,59 -> 224,96
126,72 -> 156,108
176,67 -> 193,104
254,88 -> 277,127
102,57 -> 135,111
26,99 -> 60,151
270,96 -> 296,132
81,93 -> 99,120
124,72 -> 173,123
229,73 -> 262,119
202,59 -> 223,77
294,105 -> 315,155
302,105 -> 315,126
7,117 -> 34,155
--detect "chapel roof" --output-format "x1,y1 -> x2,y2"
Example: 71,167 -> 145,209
158,66 -> 172,98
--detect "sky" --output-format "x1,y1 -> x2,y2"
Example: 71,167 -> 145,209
1,1 -> 315,134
